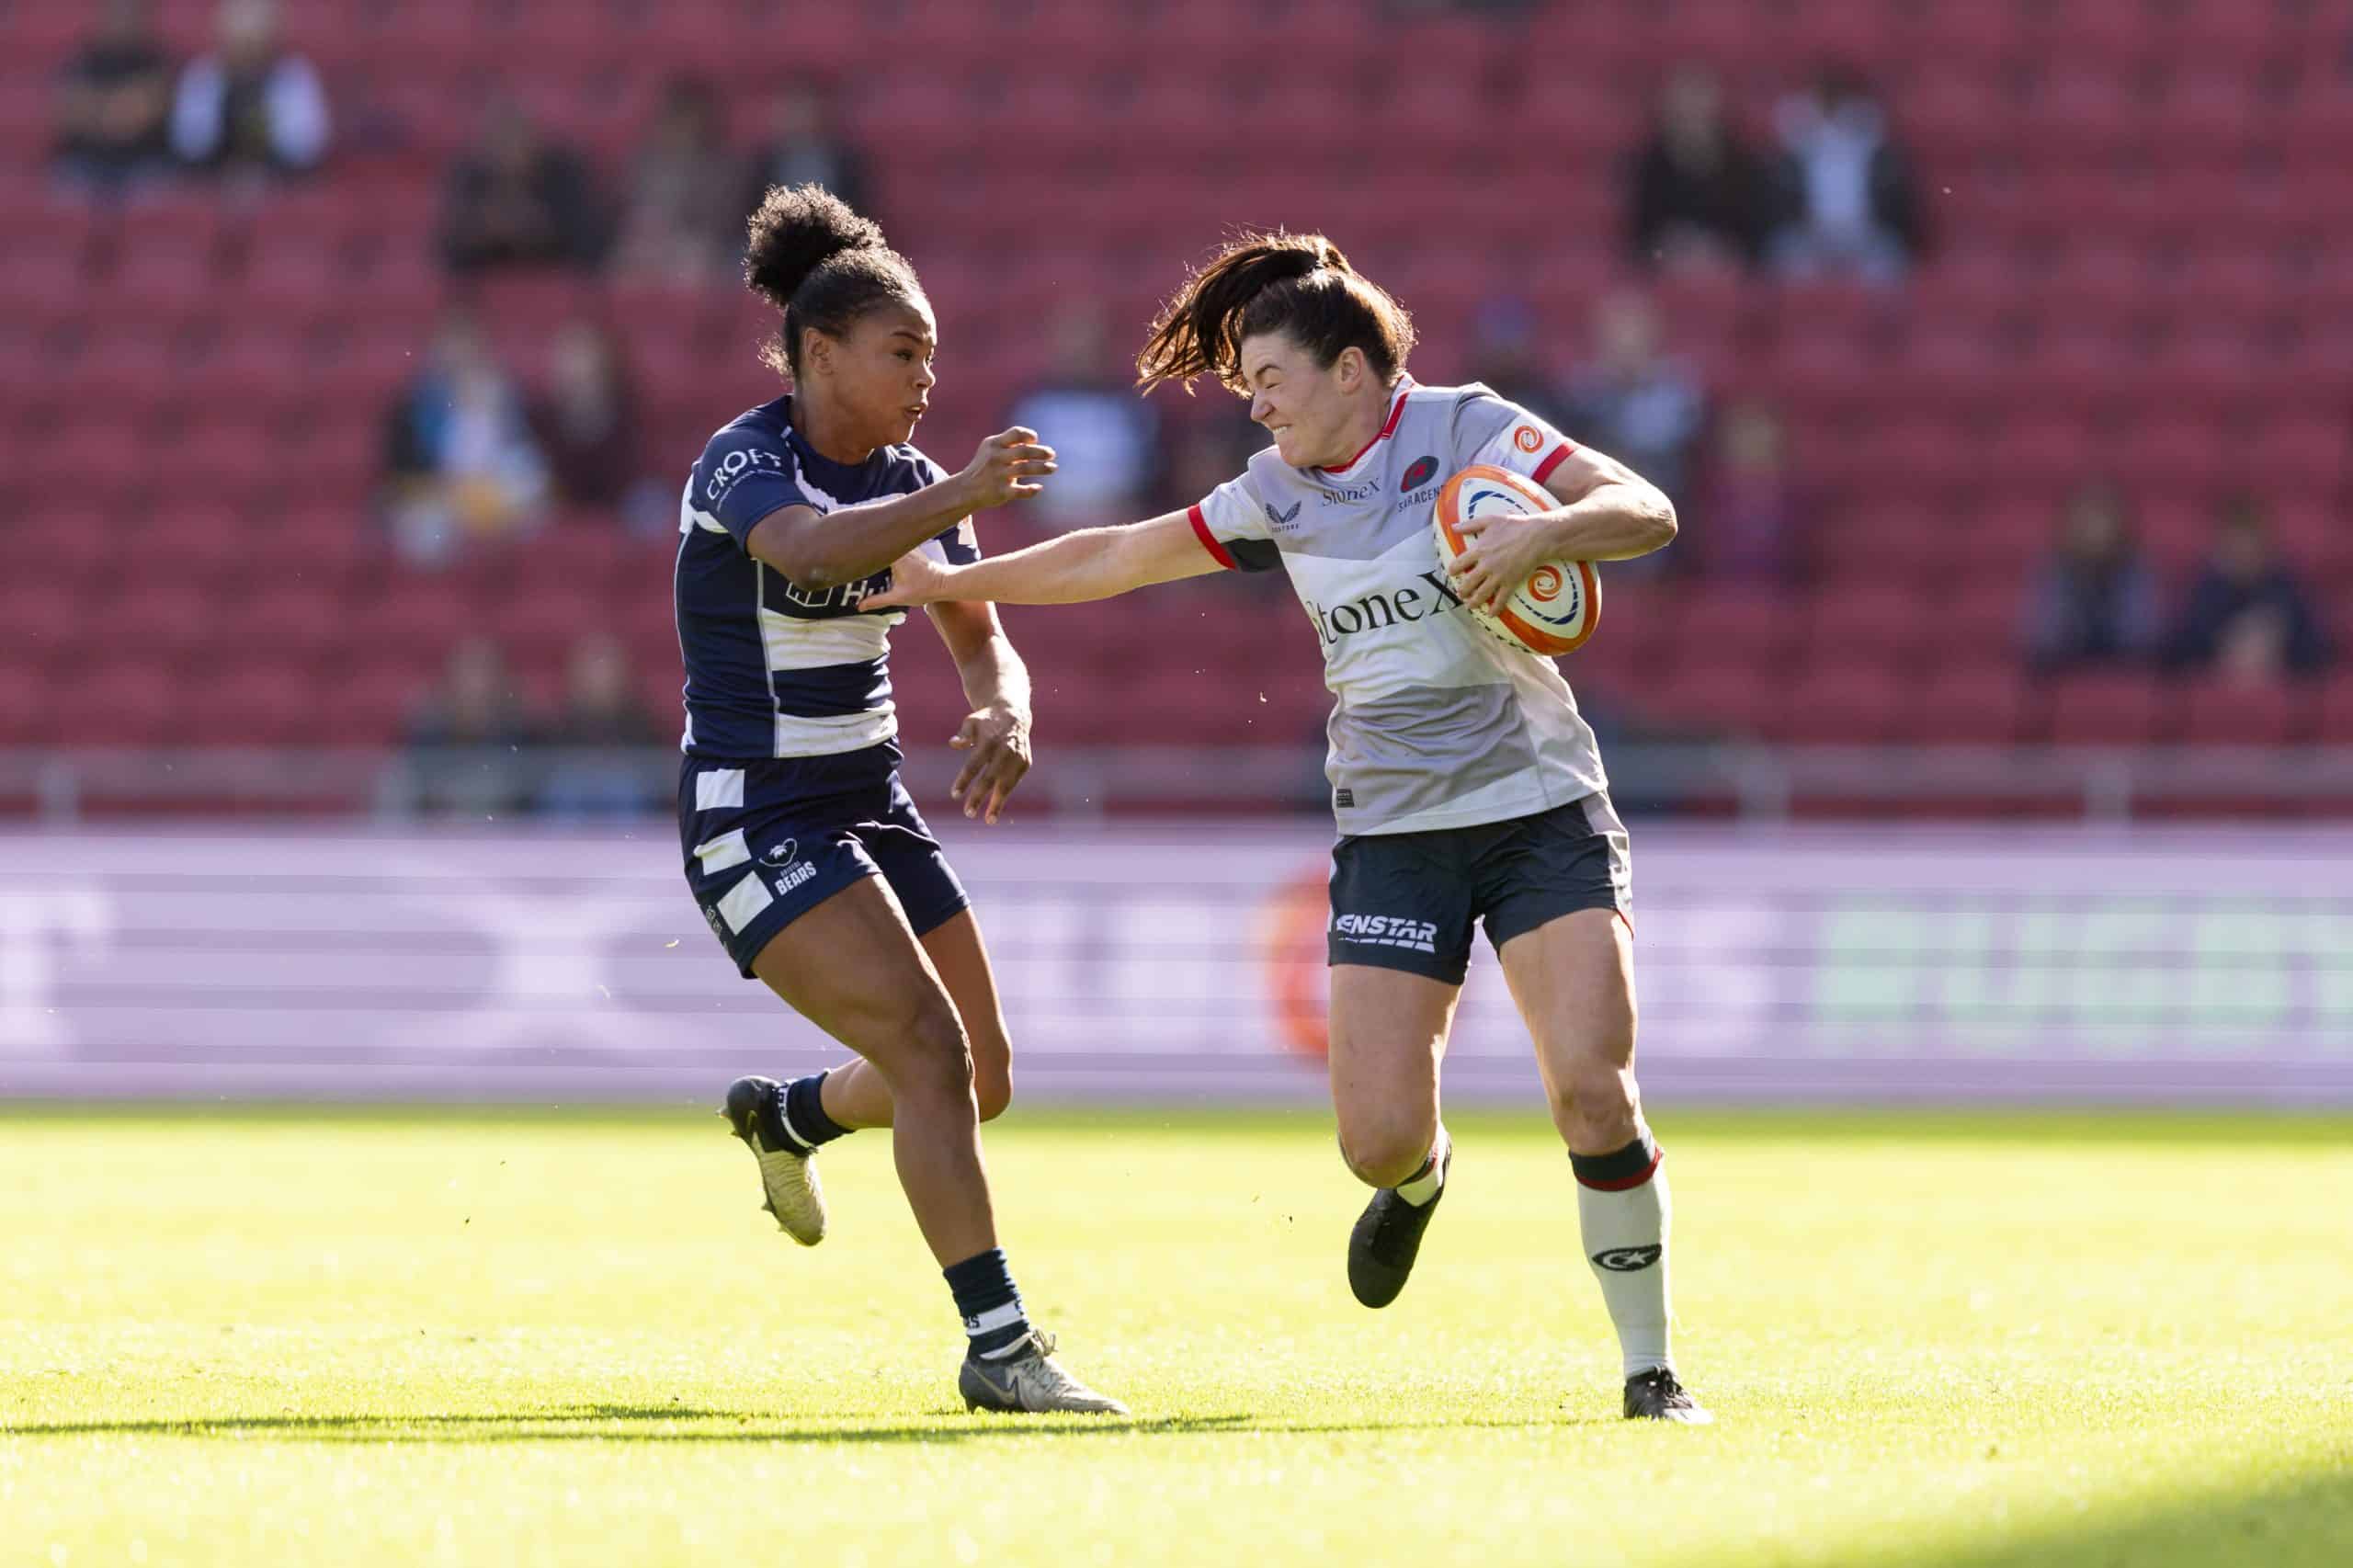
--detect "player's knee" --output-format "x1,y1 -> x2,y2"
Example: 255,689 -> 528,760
894,1004 -> 977,1107
1549,1059 -> 1642,1148
1337,1115 -> 1438,1189
973,1063 -> 1013,1122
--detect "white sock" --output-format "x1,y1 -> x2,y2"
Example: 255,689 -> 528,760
1573,1135 -> 1672,1379
1395,1125 -> 1449,1207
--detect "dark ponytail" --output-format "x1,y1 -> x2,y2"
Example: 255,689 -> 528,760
743,183 -> 925,378
1136,230 -> 1415,394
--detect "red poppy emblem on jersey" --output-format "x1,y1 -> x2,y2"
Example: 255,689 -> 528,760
1400,455 -> 1438,491
1513,425 -> 1543,454
1528,565 -> 1565,603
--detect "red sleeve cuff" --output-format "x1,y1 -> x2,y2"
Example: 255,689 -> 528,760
1531,443 -> 1575,484
1188,504 -> 1238,571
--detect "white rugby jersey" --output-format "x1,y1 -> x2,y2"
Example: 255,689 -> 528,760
1188,380 -> 1608,835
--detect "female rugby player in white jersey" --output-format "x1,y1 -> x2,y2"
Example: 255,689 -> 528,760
870,233 -> 1709,1423
680,185 -> 1120,1414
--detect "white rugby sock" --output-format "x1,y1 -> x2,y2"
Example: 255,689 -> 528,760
1572,1133 -> 1672,1378
1395,1125 -> 1449,1207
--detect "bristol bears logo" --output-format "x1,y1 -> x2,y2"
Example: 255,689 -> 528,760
1400,455 -> 1438,492
1591,1244 -> 1663,1272
760,837 -> 818,895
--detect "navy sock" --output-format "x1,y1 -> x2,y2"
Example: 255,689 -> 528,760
761,1072 -> 851,1155
942,1246 -> 1032,1358
1569,1131 -> 1662,1191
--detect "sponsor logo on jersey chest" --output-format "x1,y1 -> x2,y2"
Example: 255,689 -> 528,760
1303,571 -> 1465,646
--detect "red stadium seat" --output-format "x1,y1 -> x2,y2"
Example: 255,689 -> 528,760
1801,586 -> 1929,669
1677,589 -> 1802,675
1907,666 -> 2030,744
42,665 -> 188,746
0,586 -> 86,672
2175,678 -> 2306,746
185,666 -> 324,746
1769,665 -> 1914,745
6,0 -> 2349,775
2316,676 -> 2353,745
0,665 -> 48,745
1641,659 -> 1778,743
2045,674 -> 2170,745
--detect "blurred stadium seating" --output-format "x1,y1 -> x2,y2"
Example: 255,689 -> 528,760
4,0 -> 2349,816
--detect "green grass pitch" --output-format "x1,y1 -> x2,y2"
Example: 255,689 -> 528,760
4,1104 -> 2348,1566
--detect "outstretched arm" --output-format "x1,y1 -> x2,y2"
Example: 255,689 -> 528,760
745,428 -> 1055,589
864,510 -> 1222,609
925,598 -> 1033,825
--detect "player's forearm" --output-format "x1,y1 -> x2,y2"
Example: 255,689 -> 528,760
762,477 -> 980,588
953,631 -> 1032,720
930,526 -> 1165,605
1534,483 -> 1678,562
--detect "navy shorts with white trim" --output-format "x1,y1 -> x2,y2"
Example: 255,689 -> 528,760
1325,793 -> 1631,985
678,744 -> 970,979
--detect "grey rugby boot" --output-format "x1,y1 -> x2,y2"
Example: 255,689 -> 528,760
1623,1367 -> 1713,1425
721,1075 -> 827,1245
960,1332 -> 1129,1415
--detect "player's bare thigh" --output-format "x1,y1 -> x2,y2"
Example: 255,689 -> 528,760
918,909 -> 1013,1120
748,875 -> 973,1107
1327,963 -> 1461,1188
1495,907 -> 1643,1155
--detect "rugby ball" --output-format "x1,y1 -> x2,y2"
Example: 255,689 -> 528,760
1431,464 -> 1601,656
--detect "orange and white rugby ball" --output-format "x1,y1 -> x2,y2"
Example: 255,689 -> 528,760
1431,464 -> 1600,656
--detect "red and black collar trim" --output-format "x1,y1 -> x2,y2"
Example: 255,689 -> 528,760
1313,380 -> 1412,477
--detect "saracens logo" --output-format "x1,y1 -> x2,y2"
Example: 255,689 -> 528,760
1591,1244 -> 1663,1272
1399,454 -> 1438,492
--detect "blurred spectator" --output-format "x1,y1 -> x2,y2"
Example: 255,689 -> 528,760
51,0 -> 177,195
741,80 -> 869,222
1010,304 -> 1158,528
538,636 -> 665,818
168,0 -> 329,179
404,639 -> 540,818
381,313 -> 551,566
1464,297 -> 1572,429
1692,402 -> 1803,585
612,76 -> 743,284
439,98 -> 610,275
1560,292 -> 1708,511
1765,64 -> 1924,283
2164,499 -> 2331,678
529,320 -> 664,529
1625,67 -> 1767,271
2023,483 -> 2161,672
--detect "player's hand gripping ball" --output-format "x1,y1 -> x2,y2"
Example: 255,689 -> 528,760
1431,464 -> 1600,656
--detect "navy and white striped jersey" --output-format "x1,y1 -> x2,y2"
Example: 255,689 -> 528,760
675,396 -> 979,761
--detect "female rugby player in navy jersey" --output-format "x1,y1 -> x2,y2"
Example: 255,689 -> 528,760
872,233 -> 1709,1423
682,185 -> 1120,1414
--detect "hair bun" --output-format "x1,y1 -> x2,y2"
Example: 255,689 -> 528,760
744,184 -> 888,310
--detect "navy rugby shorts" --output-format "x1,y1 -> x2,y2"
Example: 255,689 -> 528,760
678,744 -> 970,979
1325,793 -> 1631,986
